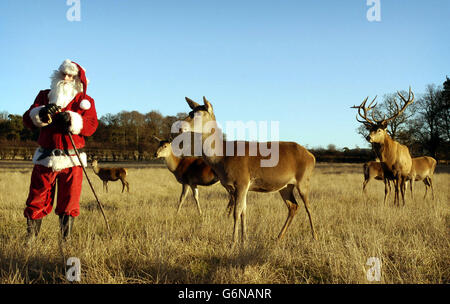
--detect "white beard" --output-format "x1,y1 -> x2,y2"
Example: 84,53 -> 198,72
48,72 -> 82,108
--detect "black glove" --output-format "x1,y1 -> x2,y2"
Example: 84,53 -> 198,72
38,104 -> 60,123
52,112 -> 71,133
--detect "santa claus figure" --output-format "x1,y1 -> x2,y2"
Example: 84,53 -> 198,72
23,59 -> 98,242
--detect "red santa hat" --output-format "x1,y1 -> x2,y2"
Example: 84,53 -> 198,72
58,59 -> 91,110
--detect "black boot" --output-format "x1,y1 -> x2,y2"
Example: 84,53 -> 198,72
59,214 -> 75,241
26,218 -> 42,243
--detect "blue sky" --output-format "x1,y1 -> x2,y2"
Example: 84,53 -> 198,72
0,0 -> 449,149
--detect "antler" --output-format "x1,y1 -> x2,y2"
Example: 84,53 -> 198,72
382,87 -> 414,125
152,135 -> 162,142
351,95 -> 379,126
351,87 -> 414,127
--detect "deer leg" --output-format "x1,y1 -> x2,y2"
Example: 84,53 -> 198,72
103,181 -> 108,193
121,180 -> 125,193
176,184 -> 189,214
425,177 -> 435,200
383,179 -> 390,205
400,176 -> 407,206
410,178 -> 414,201
120,179 -> 129,193
297,182 -> 317,241
240,200 -> 247,245
395,178 -> 400,206
278,184 -> 299,240
423,179 -> 428,199
363,178 -> 370,196
224,186 -> 235,217
363,179 -> 369,194
190,185 -> 202,215
231,185 -> 248,249
226,195 -> 234,217
429,177 -> 435,200
393,178 -> 399,206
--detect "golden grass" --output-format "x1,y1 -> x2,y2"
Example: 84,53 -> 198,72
0,163 -> 448,284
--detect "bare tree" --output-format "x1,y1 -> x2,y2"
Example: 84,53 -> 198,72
412,84 -> 444,159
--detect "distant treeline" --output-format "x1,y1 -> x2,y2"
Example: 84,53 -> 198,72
1,77 -> 449,162
0,109 -> 377,162
0,109 -> 186,161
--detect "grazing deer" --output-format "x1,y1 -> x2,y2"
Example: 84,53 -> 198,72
408,156 -> 437,200
178,96 -> 317,249
363,161 -> 394,203
352,87 -> 415,206
91,160 -> 129,193
153,136 -> 233,215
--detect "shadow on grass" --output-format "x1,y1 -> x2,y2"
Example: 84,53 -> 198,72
117,244 -> 271,284
0,246 -> 68,283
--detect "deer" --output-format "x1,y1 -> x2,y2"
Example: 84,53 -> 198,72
363,161 -> 395,203
408,156 -> 437,200
153,136 -> 234,215
177,96 -> 317,249
91,159 -> 129,193
351,87 -> 415,206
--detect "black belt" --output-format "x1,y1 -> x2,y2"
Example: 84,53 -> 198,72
37,147 -> 84,160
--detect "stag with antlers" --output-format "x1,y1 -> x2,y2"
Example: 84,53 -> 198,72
352,88 -> 415,206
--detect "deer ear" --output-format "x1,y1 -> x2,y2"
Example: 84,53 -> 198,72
185,97 -> 200,109
381,121 -> 388,129
203,96 -> 213,114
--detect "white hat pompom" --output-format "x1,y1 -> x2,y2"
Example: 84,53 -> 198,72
59,59 -> 78,76
80,99 -> 91,110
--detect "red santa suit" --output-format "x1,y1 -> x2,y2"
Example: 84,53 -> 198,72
23,60 -> 98,220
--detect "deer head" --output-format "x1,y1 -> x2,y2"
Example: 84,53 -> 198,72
351,87 -> 414,144
155,140 -> 172,158
152,135 -> 171,158
181,96 -> 216,133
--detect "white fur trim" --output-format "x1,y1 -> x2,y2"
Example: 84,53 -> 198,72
59,59 -> 78,76
80,99 -> 91,110
29,105 -> 50,127
67,111 -> 83,135
32,148 -> 87,172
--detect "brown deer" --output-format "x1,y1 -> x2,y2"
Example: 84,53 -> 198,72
153,137 -> 233,215
352,87 -> 415,206
91,160 -> 129,193
408,156 -> 437,200
363,161 -> 394,203
178,96 -> 317,249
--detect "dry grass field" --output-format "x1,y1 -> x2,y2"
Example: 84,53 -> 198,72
0,161 -> 448,284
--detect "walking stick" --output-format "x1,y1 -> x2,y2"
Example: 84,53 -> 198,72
67,131 -> 112,237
